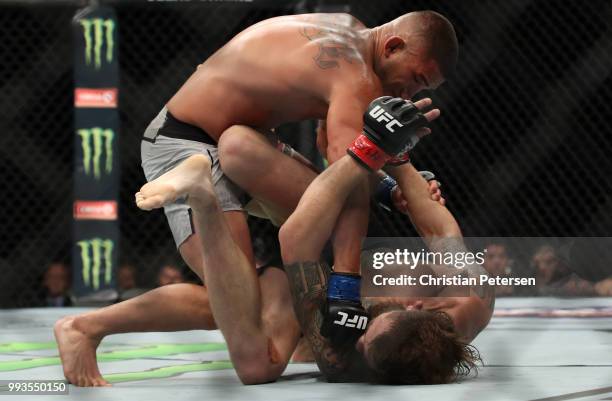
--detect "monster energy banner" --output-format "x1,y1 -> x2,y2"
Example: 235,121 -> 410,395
72,5 -> 119,299
74,112 -> 119,196
73,6 -> 117,86
76,235 -> 115,291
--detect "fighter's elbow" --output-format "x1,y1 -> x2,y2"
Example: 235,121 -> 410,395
236,364 -> 278,385
233,353 -> 283,385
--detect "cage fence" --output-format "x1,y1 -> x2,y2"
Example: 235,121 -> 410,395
0,0 -> 611,306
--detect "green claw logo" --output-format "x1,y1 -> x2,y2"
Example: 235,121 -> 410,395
80,18 -> 115,69
77,128 -> 114,180
77,238 -> 114,290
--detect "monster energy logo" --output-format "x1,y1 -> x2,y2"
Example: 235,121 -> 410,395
80,18 -> 115,69
77,238 -> 114,290
77,127 -> 114,180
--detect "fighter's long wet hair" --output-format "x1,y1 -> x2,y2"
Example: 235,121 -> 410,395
366,309 -> 481,384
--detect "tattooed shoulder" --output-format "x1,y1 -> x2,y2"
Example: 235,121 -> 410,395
299,14 -> 364,70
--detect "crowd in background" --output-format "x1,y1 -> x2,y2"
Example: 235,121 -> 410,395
38,237 -> 612,307
482,243 -> 612,297
37,257 -> 198,307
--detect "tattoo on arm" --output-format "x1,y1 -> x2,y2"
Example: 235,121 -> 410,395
285,261 -> 356,380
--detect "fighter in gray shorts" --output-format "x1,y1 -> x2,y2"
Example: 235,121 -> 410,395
141,107 -> 246,247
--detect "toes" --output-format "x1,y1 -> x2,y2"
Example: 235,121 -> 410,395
93,378 -> 109,387
136,195 -> 163,211
138,182 -> 152,197
135,193 -> 146,208
135,199 -> 148,211
136,196 -> 152,210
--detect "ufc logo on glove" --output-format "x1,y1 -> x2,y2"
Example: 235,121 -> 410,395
334,311 -> 369,329
368,105 -> 405,132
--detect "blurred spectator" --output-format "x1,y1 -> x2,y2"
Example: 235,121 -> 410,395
157,264 -> 185,286
484,243 -> 511,276
483,243 -> 514,296
532,245 -> 596,296
117,263 -> 148,300
41,262 -> 72,307
118,264 -> 137,291
594,277 -> 612,296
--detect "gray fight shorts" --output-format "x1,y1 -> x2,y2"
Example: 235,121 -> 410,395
140,107 -> 246,247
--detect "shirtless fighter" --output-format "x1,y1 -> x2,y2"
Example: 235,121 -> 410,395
54,11 -> 458,385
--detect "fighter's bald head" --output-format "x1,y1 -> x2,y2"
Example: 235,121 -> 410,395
384,11 -> 459,80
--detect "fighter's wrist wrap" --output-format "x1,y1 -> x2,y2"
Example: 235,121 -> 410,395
347,134 -> 393,171
375,175 -> 398,212
347,96 -> 428,171
321,273 -> 369,345
327,272 -> 361,303
375,171 -> 437,212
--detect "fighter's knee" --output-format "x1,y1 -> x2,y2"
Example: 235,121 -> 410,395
278,223 -> 298,262
218,125 -> 253,172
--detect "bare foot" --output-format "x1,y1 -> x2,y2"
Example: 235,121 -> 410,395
54,316 -> 109,387
135,154 -> 214,211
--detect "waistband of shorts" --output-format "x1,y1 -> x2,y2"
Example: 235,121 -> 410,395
143,109 -> 217,145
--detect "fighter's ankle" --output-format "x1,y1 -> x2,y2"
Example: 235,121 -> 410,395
71,315 -> 104,341
186,191 -> 217,213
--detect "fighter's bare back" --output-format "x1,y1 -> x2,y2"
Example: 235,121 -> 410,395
167,13 -> 379,138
